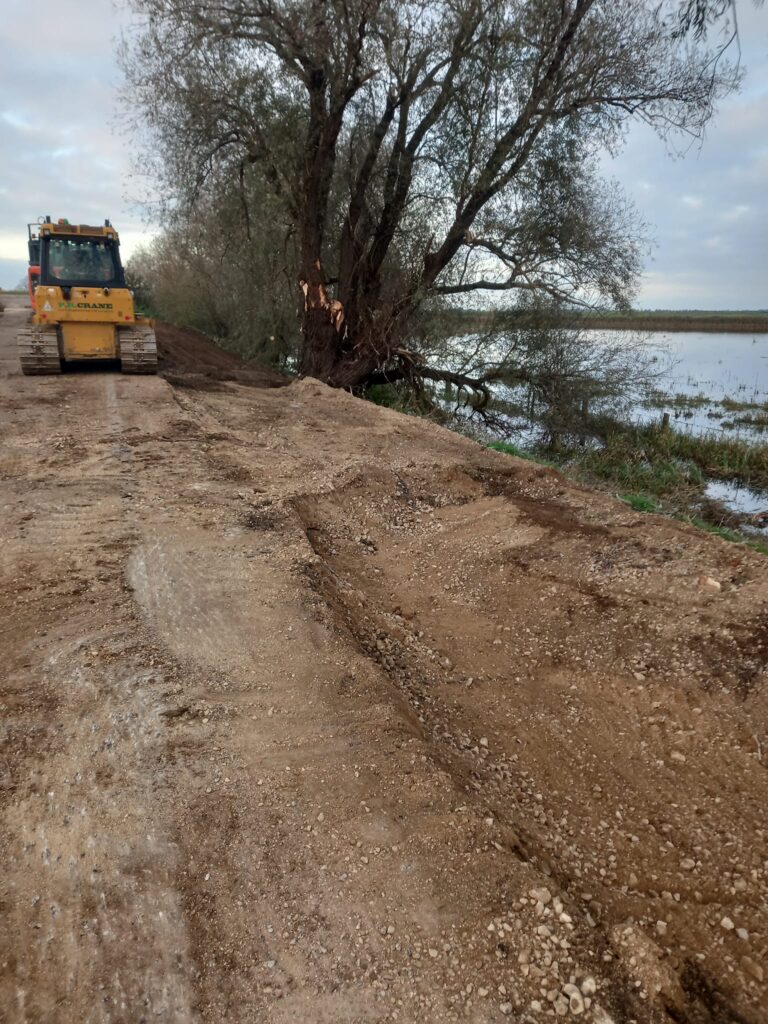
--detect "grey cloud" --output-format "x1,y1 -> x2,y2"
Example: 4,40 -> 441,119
604,85 -> 768,308
603,6 -> 768,309
1,2 -> 766,305
0,0 -> 151,288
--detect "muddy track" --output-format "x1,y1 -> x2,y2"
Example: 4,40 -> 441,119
291,468 -> 767,1024
1,295 -> 766,1024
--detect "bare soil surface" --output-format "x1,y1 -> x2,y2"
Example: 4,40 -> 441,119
1,292 -> 766,1024
155,322 -> 289,389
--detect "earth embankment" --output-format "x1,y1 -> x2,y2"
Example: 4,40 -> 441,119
1,293 -> 766,1024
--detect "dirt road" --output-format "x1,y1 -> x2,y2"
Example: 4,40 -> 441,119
1,292 -> 766,1024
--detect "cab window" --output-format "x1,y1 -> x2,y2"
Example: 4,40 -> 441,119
47,238 -> 118,284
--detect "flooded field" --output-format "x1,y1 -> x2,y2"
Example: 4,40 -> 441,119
705,478 -> 767,523
611,331 -> 767,523
443,328 -> 768,526
642,331 -> 768,440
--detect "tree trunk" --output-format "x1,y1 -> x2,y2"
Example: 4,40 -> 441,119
299,317 -> 382,388
299,304 -> 345,380
298,275 -> 382,389
297,249 -> 403,389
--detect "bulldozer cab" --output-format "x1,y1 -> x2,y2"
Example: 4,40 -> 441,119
41,233 -> 125,289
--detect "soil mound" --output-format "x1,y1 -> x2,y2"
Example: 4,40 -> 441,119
155,322 -> 288,388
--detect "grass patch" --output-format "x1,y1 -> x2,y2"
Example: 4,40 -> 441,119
485,429 -> 768,555
732,412 -> 768,431
573,424 -> 768,493
573,440 -> 703,496
621,493 -> 660,513
648,425 -> 768,489
721,395 -> 766,413
685,517 -> 768,557
647,390 -> 711,410
567,425 -> 768,517
487,440 -> 556,467
689,517 -> 744,543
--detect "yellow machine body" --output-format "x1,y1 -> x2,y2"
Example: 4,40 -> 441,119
33,284 -> 139,360
61,321 -> 117,360
19,218 -> 158,375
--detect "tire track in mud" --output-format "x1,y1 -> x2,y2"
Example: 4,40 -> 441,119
290,469 -> 767,1024
116,408 -> 611,1023
1,370 -> 199,1023
292,481 -> 642,1020
4,312 -> 766,1023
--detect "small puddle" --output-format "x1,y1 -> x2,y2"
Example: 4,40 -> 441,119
705,479 -> 768,528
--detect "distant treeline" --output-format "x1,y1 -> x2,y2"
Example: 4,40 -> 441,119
441,309 -> 768,335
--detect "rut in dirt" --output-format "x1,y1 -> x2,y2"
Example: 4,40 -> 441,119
292,463 -> 767,1024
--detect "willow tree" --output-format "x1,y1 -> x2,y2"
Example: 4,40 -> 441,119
122,0 -> 738,392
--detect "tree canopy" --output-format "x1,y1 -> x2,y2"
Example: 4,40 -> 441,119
122,0 -> 740,392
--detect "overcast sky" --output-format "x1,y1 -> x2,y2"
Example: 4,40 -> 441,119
0,2 -> 766,307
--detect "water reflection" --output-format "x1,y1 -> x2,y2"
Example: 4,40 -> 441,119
442,328 -> 767,519
643,331 -> 767,441
705,479 -> 768,526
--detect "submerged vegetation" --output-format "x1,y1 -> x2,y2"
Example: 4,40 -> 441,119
579,423 -> 768,492
560,424 -> 764,499
486,440 -> 557,468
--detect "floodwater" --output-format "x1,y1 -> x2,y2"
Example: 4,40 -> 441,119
705,480 -> 768,521
627,332 -> 767,525
446,329 -> 767,438
642,331 -> 768,439
596,331 -> 767,523
448,328 -> 768,521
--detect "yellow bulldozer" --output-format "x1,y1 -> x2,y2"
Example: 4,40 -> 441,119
18,217 -> 157,374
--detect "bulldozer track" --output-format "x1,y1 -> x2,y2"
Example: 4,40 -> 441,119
17,324 -> 61,375
119,324 -> 158,374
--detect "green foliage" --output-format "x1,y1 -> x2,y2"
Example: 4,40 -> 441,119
486,440 -> 556,467
363,380 -> 443,417
621,493 -> 660,513
647,425 -> 768,490
574,440 -> 703,496
489,435 -> 767,555
685,518 -> 768,557
571,424 -> 768,493
488,440 -> 528,457
365,384 -> 402,409
125,191 -> 298,367
689,517 -> 743,543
